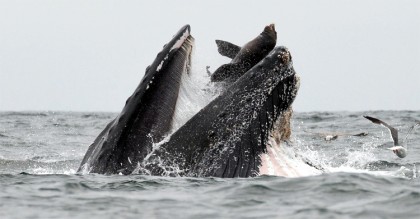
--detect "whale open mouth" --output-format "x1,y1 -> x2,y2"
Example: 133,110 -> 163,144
79,25 -> 307,178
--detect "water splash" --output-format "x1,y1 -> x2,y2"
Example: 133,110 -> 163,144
292,114 -> 420,179
171,51 -> 220,132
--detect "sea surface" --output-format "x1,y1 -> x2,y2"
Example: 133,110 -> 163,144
1,111 -> 419,219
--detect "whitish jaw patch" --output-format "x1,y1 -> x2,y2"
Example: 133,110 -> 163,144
157,28 -> 191,72
259,125 -> 321,177
171,29 -> 190,52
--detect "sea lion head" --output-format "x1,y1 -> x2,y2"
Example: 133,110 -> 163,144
263,23 -> 277,42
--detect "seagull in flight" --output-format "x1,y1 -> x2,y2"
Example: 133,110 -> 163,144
363,116 -> 420,158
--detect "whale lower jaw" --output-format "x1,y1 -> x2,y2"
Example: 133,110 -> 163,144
258,138 -> 322,177
258,81 -> 322,177
258,121 -> 322,177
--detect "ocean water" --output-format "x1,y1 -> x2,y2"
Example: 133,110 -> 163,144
1,111 -> 419,219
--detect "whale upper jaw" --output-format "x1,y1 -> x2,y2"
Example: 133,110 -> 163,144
78,25 -> 195,174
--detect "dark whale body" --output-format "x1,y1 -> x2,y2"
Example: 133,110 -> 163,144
141,46 -> 299,177
78,25 -> 194,174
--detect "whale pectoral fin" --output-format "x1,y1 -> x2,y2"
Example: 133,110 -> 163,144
210,63 -> 243,82
215,40 -> 241,59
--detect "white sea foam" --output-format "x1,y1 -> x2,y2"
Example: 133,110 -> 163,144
292,126 -> 419,179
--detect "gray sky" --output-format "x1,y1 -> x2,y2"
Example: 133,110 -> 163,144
0,0 -> 419,112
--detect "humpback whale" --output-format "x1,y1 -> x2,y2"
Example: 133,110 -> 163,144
78,25 -> 194,174
210,24 -> 277,84
138,46 -> 302,177
78,24 -> 313,177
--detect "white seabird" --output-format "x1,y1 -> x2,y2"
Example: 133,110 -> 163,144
363,115 -> 420,158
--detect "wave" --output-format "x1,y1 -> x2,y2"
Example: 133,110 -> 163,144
0,158 -> 80,175
0,111 -> 49,117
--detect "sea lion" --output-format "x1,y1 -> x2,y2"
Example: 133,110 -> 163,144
210,24 -> 277,83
